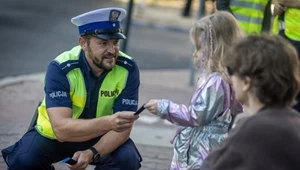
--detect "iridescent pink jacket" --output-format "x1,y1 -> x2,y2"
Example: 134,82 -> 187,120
157,72 -> 242,170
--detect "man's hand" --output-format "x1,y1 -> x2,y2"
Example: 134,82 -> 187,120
273,3 -> 286,15
109,111 -> 139,132
279,0 -> 300,8
67,150 -> 93,170
144,99 -> 159,115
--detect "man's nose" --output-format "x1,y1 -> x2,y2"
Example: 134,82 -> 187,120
107,44 -> 115,54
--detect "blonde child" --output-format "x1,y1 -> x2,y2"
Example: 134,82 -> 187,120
144,11 -> 244,169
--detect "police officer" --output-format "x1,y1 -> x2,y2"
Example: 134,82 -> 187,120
273,0 -> 300,112
273,0 -> 300,56
216,0 -> 272,34
1,8 -> 142,170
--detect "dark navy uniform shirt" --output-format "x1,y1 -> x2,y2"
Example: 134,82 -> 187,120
45,50 -> 140,119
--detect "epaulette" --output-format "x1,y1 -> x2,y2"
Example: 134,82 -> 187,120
116,56 -> 136,72
57,60 -> 81,75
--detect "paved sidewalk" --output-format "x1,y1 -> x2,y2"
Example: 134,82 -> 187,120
0,69 -> 194,170
0,124 -> 174,170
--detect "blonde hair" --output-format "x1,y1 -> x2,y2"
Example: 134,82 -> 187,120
190,11 -> 244,76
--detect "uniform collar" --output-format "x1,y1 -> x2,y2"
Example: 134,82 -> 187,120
80,50 -> 93,75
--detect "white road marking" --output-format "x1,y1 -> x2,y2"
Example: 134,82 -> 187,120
137,115 -> 175,126
137,115 -> 160,124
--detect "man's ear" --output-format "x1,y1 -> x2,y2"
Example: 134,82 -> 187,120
242,76 -> 251,92
79,37 -> 88,51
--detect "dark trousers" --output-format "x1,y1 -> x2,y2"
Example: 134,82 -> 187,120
1,128 -> 142,170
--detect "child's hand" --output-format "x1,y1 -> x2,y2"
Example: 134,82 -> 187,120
144,99 -> 159,115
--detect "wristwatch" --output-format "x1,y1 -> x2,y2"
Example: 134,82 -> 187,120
89,146 -> 101,162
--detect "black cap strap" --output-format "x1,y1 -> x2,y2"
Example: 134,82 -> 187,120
81,28 -> 123,36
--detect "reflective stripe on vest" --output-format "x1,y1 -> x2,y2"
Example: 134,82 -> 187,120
35,46 -> 130,139
273,6 -> 300,41
230,0 -> 268,34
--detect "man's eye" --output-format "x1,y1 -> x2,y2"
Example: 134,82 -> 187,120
113,41 -> 119,45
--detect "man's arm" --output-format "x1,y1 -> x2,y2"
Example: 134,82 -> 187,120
45,62 -> 137,142
273,3 -> 287,16
48,107 -> 111,142
93,61 -> 140,157
279,0 -> 300,8
48,108 -> 136,142
216,0 -> 233,14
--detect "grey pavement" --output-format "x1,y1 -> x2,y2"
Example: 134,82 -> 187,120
0,70 -> 194,170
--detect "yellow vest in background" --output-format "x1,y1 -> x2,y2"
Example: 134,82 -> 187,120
36,46 -> 131,139
273,6 -> 300,41
230,0 -> 269,34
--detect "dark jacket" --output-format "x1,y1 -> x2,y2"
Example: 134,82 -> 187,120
201,106 -> 300,170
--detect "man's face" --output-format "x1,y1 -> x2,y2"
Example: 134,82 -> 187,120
85,37 -> 120,70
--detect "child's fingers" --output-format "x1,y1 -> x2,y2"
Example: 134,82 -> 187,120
144,99 -> 157,108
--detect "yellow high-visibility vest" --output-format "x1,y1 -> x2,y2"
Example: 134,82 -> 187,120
230,0 -> 269,34
35,46 -> 132,139
273,6 -> 300,41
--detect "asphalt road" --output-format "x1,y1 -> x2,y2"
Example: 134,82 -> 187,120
0,0 -> 192,78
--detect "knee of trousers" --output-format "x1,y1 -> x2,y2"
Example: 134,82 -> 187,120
3,151 -> 51,170
2,129 -> 54,170
112,146 -> 141,169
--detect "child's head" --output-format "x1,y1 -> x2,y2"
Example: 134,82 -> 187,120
190,11 -> 244,74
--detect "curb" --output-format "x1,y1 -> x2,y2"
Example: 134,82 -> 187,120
0,72 -> 45,88
132,19 -> 190,33
0,70 -> 194,91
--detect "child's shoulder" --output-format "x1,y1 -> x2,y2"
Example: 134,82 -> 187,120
205,72 -> 227,86
196,72 -> 228,90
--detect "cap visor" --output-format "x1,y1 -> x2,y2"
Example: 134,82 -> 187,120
93,33 -> 126,40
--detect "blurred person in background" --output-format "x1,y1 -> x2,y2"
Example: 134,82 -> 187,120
182,0 -> 194,17
1,8 -> 142,170
273,0 -> 300,55
273,0 -> 300,112
201,34 -> 300,170
216,0 -> 272,34
144,11 -> 244,170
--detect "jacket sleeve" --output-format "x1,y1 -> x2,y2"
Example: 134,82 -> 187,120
113,62 -> 140,113
157,76 -> 225,126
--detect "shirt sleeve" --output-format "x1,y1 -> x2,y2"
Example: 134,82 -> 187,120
157,75 -> 225,126
113,64 -> 140,113
45,61 -> 72,109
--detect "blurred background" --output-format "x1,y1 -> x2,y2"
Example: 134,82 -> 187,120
0,0 -> 217,78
